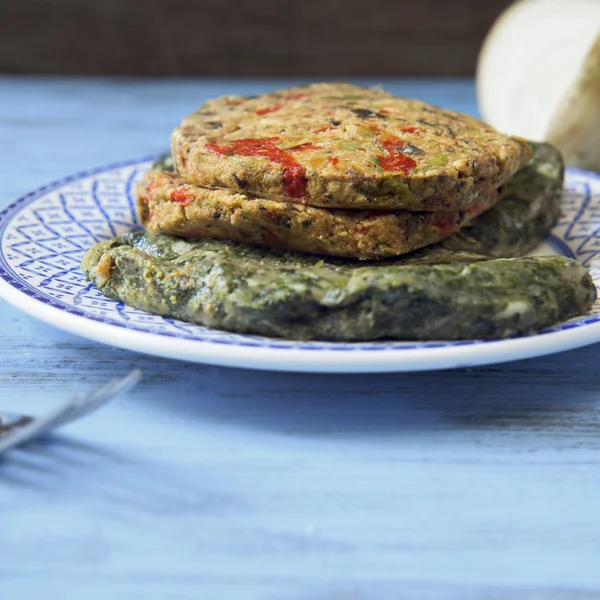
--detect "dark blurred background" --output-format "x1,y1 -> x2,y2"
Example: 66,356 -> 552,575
0,0 -> 513,77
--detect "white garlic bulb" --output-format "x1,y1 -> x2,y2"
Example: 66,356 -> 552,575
477,0 -> 600,171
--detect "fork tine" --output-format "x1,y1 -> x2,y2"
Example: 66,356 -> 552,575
80,369 -> 141,412
48,385 -> 119,428
0,369 -> 141,455
57,381 -> 130,425
33,387 -> 114,433
44,369 -> 142,430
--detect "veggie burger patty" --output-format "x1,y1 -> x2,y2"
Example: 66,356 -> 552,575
172,82 -> 530,211
137,169 -> 500,260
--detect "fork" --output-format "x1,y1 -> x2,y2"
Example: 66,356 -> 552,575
0,369 -> 141,456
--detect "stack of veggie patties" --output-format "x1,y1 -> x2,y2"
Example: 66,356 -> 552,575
136,83 -> 530,260
82,83 -> 597,341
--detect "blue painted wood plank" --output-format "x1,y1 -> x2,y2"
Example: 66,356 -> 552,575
1,77 -> 600,599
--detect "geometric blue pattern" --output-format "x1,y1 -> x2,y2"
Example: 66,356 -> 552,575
1,157 -> 600,353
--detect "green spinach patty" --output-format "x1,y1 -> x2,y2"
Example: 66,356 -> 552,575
82,143 -> 596,341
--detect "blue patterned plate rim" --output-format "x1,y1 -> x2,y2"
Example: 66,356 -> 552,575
0,158 -> 599,373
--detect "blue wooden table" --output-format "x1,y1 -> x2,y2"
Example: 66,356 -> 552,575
2,77 -> 600,599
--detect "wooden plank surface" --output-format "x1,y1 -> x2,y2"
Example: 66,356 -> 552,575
1,77 -> 600,599
0,0 -> 512,76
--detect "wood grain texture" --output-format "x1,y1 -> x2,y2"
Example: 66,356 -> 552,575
0,0 -> 513,76
1,77 -> 600,599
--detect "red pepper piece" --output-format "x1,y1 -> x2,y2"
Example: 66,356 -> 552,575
256,104 -> 283,115
171,188 -> 194,206
207,137 -> 307,198
433,214 -> 457,236
377,136 -> 417,174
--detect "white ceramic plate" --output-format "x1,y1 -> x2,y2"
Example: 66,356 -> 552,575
1,158 -> 599,373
